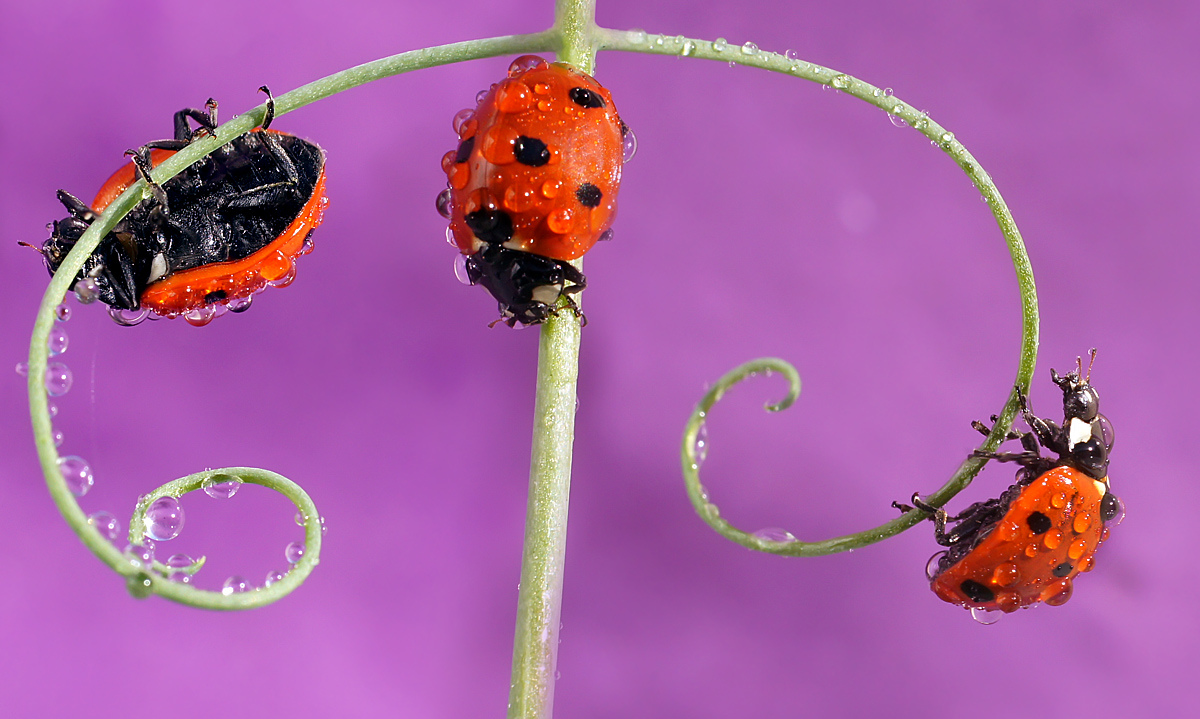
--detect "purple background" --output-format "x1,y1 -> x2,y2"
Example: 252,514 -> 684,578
1,0 -> 1194,716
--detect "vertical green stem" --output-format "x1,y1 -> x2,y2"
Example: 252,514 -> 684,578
507,3 -> 596,718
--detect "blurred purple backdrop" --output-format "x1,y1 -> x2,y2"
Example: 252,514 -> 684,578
1,0 -> 1195,716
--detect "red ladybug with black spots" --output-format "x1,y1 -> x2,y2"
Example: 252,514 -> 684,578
895,351 -> 1122,616
32,88 -> 327,326
438,55 -> 628,326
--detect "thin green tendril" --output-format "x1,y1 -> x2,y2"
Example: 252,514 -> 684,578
591,31 -> 1041,553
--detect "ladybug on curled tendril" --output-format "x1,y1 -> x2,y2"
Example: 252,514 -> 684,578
25,86 -> 328,327
895,350 -> 1123,620
437,55 -> 633,328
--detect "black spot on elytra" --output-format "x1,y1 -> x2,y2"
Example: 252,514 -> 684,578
514,136 -> 550,166
960,580 -> 995,604
575,182 -> 602,208
204,290 -> 227,304
1052,562 -> 1073,578
569,87 -> 605,109
455,136 -> 475,164
1101,492 -> 1121,524
1026,511 -> 1053,535
465,209 -> 514,245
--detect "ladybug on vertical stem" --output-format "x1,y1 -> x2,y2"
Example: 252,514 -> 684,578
31,87 -> 328,326
895,350 -> 1122,618
438,55 -> 630,327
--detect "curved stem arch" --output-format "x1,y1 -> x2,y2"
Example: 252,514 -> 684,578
589,29 -> 1040,553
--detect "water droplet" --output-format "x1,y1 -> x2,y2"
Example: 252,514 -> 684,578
680,40 -> 695,57
51,426 -> 64,447
507,55 -> 546,77
597,229 -> 614,242
622,127 -> 638,162
268,261 -> 297,288
970,607 -> 1002,625
202,474 -> 243,499
752,527 -> 795,543
888,112 -> 907,128
740,41 -> 758,56
991,563 -> 1020,587
294,512 -> 307,527
872,88 -> 881,97
88,511 -> 121,541
48,403 -> 58,418
54,304 -> 71,322
264,569 -> 285,587
436,188 -> 453,219
1067,537 -> 1088,561
108,307 -> 150,326
47,326 -> 69,356
165,553 -> 195,569
320,516 -> 328,535
452,108 -> 475,135
169,572 -> 192,584
1095,413 -> 1115,450
940,132 -> 955,146
183,306 -> 217,327
124,540 -> 156,570
712,38 -> 727,52
785,49 -> 799,61
58,455 -> 93,496
285,541 -> 306,564
222,576 -> 250,595
924,551 -> 948,581
73,278 -> 100,304
728,61 -> 737,69
1050,492 -> 1067,509
144,496 -> 185,541
44,362 -> 73,396
628,29 -> 647,45
475,89 -> 489,105
1043,578 -> 1073,606
227,295 -> 253,313
453,254 -> 473,285
654,36 -> 665,47
1072,512 -> 1092,534
692,423 -> 709,464
1043,529 -> 1063,550
15,361 -> 28,377
831,74 -> 851,90
1024,544 -> 1038,558
883,87 -> 894,97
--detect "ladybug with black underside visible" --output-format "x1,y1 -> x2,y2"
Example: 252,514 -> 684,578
437,55 -> 628,327
32,87 -> 328,327
894,350 -> 1122,616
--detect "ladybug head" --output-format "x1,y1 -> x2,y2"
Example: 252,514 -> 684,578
38,190 -> 143,311
464,244 -> 582,327
1051,349 -> 1100,422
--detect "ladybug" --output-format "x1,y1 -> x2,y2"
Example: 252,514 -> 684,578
33,88 -> 327,326
895,350 -> 1122,617
438,55 -> 628,326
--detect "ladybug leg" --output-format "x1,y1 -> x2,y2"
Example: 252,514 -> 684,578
219,129 -> 303,212
971,417 -> 1025,442
258,86 -> 276,131
171,98 -> 218,142
55,190 -> 97,221
125,147 -> 170,213
891,494 -> 955,545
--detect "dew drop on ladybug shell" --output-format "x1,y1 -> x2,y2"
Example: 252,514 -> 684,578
436,188 -> 454,219
622,126 -> 638,162
924,551 -> 947,581
452,108 -> 475,135
970,607 -> 1002,625
598,229 -> 615,242
508,55 -> 547,77
108,307 -> 150,327
183,306 -> 217,327
227,295 -> 253,314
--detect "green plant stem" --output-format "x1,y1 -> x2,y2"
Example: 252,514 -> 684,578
590,30 -> 1039,553
507,5 -> 597,719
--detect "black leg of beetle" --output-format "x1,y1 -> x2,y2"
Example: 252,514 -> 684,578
220,182 -> 301,211
557,260 -> 587,290
899,494 -> 953,545
56,190 -> 96,221
971,417 -> 1025,442
257,129 -> 301,187
258,86 -> 275,130
139,139 -> 191,152
171,101 -> 218,142
972,448 -> 1043,467
125,148 -> 169,213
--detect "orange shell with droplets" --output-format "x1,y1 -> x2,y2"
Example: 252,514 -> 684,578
444,56 -> 623,261
932,465 -> 1110,613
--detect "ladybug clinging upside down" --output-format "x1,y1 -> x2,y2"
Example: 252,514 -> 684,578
438,55 -> 629,327
895,350 -> 1122,618
33,88 -> 327,327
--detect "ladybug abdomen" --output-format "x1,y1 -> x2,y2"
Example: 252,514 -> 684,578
931,466 -> 1110,612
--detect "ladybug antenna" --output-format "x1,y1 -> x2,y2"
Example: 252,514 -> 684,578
16,241 -> 46,256
125,148 -> 170,213
258,86 -> 275,131
1085,348 -> 1097,384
